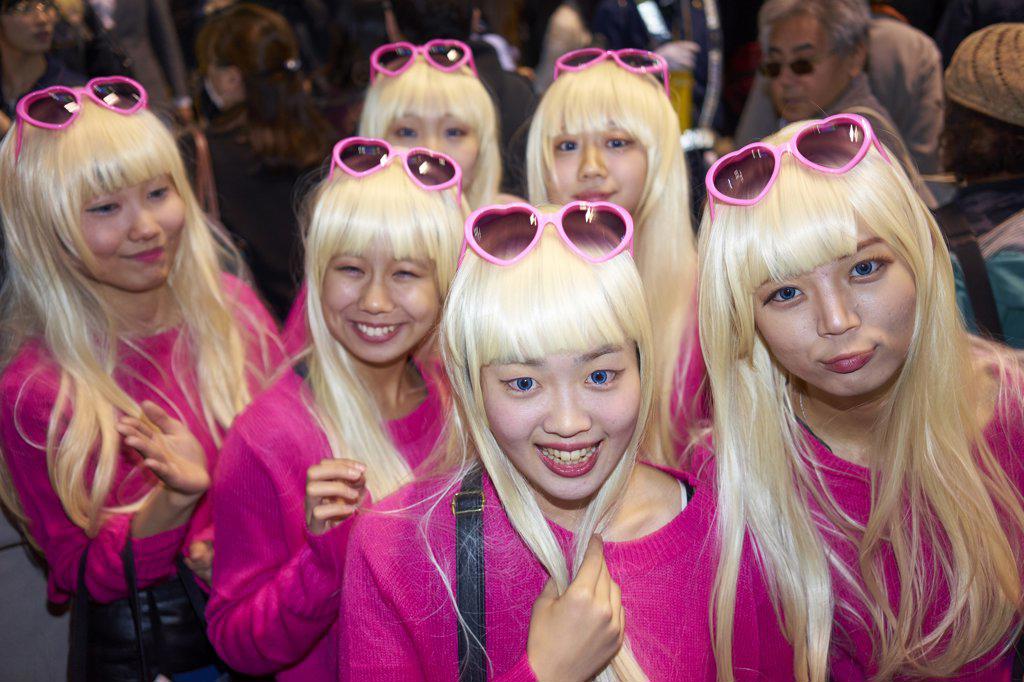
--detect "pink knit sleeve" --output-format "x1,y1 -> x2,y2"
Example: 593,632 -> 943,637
337,519 -> 427,681
0,364 -> 185,604
207,425 -> 348,675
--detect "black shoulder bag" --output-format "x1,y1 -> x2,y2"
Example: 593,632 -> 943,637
453,467 -> 486,682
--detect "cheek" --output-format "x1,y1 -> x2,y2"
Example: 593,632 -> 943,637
755,311 -> 816,374
548,157 -> 576,200
321,271 -> 361,313
482,386 -> 541,451
451,139 -> 480,180
397,281 -> 440,326
79,219 -> 125,260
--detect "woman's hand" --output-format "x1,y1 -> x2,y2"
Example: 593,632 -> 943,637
185,539 -> 214,584
305,458 -> 367,534
117,400 -> 209,499
526,535 -> 625,682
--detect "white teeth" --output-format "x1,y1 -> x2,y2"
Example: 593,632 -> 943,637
356,323 -> 397,338
539,445 -> 598,465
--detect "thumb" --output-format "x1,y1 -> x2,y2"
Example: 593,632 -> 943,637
536,577 -> 559,605
140,400 -> 178,434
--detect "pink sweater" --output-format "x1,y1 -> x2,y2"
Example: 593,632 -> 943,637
803,392 -> 1024,681
337,464 -> 793,681
0,276 -> 281,604
207,367 -> 445,680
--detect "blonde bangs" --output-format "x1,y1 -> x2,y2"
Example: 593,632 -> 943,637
305,161 -> 464,296
447,231 -> 648,371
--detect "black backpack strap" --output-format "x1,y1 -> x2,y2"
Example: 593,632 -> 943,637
935,204 -> 1005,341
69,546 -> 91,682
453,467 -> 486,682
121,538 -> 152,682
176,555 -> 209,630
1014,629 -> 1024,682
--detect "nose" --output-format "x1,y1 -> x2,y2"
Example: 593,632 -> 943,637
577,141 -> 607,181
815,286 -> 860,337
542,386 -> 592,438
128,208 -> 162,242
358,275 -> 395,314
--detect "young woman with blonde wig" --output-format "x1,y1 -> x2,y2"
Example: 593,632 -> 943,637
0,79 -> 282,680
207,139 -> 465,681
358,42 -> 502,209
525,57 -> 704,467
337,203 -> 790,680
698,115 -> 1024,680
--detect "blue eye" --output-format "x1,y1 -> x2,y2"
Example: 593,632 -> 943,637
510,377 -> 535,392
588,370 -> 613,385
394,127 -> 417,138
555,140 -> 577,152
852,260 -> 880,277
770,286 -> 800,302
607,138 -> 631,149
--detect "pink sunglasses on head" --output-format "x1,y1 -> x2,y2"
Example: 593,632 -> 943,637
554,48 -> 670,96
459,201 -> 634,267
369,39 -> 477,83
14,76 -> 148,161
329,137 -> 463,202
705,113 -> 892,220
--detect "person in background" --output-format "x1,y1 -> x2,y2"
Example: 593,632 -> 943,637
387,0 -> 536,198
0,0 -> 83,135
935,0 -> 1024,67
196,2 -> 335,321
50,0 -> 133,81
939,23 -> 1024,348
88,0 -> 193,123
734,0 -> 936,206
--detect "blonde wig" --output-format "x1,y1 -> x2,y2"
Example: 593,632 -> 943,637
302,160 -> 465,499
698,122 -> 1024,680
437,228 -> 655,680
358,59 -> 501,209
525,61 -> 699,466
0,101 -> 278,535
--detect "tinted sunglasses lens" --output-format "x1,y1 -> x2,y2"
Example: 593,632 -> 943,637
376,45 -> 413,71
25,90 -> 78,125
426,42 -> 465,67
406,152 -> 456,186
795,121 -> 866,169
759,62 -> 782,78
562,205 -> 629,258
339,142 -> 388,172
790,59 -> 815,75
619,52 -> 659,70
561,50 -> 602,68
90,80 -> 143,110
713,148 -> 776,200
472,210 -> 538,261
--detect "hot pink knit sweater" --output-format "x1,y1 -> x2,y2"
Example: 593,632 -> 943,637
0,276 -> 281,605
337,464 -> 793,681
207,368 -> 445,680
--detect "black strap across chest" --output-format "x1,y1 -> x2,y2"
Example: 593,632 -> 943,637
454,467 -> 486,682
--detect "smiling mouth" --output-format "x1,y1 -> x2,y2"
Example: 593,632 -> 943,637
536,441 -> 601,478
351,321 -> 402,342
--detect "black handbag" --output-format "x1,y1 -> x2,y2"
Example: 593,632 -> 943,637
69,537 -> 221,682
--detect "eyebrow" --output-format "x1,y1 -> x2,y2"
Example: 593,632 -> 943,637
855,237 -> 884,251
505,344 -> 624,368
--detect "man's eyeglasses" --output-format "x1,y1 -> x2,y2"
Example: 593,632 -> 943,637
759,55 -> 828,79
2,1 -> 57,16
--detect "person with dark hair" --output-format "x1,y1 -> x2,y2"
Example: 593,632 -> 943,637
939,23 -> 1024,347
386,0 -> 536,196
0,0 -> 84,134
196,2 -> 335,320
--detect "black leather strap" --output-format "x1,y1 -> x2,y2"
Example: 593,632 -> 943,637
1014,628 -> 1024,682
69,547 -> 90,682
122,538 -> 152,682
454,467 -> 486,682
935,204 -> 1005,341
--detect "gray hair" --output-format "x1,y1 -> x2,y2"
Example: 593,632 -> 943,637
758,0 -> 870,57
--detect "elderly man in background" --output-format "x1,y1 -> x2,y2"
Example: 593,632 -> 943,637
734,0 -> 936,207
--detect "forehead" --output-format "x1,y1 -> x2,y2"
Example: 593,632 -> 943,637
391,111 -> 469,126
768,13 -> 826,52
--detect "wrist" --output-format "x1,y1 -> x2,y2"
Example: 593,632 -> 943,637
164,486 -> 203,509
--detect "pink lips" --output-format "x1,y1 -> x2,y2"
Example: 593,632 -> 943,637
822,349 -> 875,374
573,191 -> 612,203
536,441 -> 600,479
129,247 -> 165,264
350,321 -> 402,344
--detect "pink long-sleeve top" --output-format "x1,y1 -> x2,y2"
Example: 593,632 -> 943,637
207,366 -> 445,680
0,276 -> 282,605
337,463 -> 793,681
803,386 -> 1024,681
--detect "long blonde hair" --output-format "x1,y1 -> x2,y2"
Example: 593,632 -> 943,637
0,101 -> 277,535
525,61 -> 698,466
302,161 -> 465,498
438,227 -> 655,680
358,59 -> 501,209
698,122 -> 1024,680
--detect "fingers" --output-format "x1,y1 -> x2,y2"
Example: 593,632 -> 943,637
532,577 -> 559,613
139,400 -> 182,435
610,581 -> 625,645
309,500 -> 360,523
306,459 -> 366,486
306,480 -> 364,503
572,534 -> 606,591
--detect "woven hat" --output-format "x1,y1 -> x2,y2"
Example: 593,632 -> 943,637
945,23 -> 1024,128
